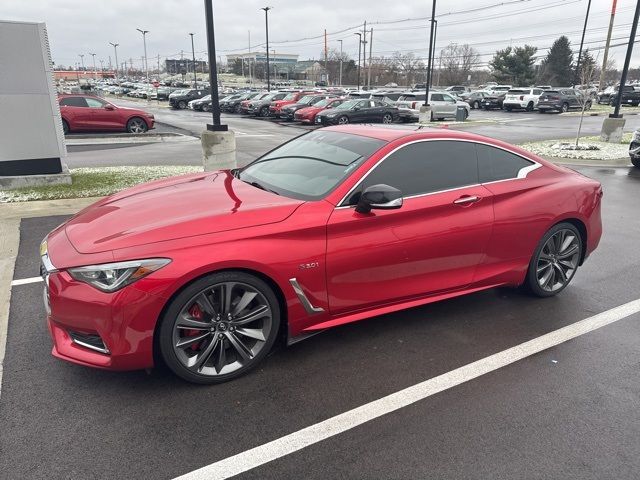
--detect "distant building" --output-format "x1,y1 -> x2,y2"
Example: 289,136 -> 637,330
53,70 -> 114,81
226,52 -> 298,66
290,61 -> 328,83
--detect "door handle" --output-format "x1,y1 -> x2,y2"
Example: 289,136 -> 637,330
453,195 -> 480,205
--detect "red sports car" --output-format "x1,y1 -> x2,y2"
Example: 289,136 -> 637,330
58,94 -> 154,134
294,97 -> 346,124
41,127 -> 602,384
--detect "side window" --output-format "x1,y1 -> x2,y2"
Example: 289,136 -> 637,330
533,89 -> 543,95
442,94 -> 456,102
59,97 -> 88,107
357,100 -> 369,109
476,144 -> 534,182
85,98 -> 106,108
347,141 -> 478,204
431,93 -> 444,102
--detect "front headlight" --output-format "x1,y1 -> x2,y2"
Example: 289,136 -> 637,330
68,258 -> 171,292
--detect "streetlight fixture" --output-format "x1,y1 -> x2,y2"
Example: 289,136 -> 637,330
337,39 -> 343,86
136,28 -> 150,83
78,54 -> 85,71
261,7 -> 272,91
189,33 -> 198,89
354,33 -> 362,91
109,42 -> 119,80
204,0 -> 227,131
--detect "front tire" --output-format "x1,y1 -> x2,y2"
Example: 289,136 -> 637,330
525,223 -> 582,297
259,106 -> 270,117
382,113 -> 393,124
526,102 -> 534,112
473,100 -> 480,109
178,100 -> 187,110
337,115 -> 349,125
202,103 -> 211,112
631,156 -> 640,168
126,117 -> 148,134
158,271 -> 281,384
561,103 -> 569,113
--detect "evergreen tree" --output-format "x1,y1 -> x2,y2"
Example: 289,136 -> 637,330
539,36 -> 574,85
489,45 -> 537,86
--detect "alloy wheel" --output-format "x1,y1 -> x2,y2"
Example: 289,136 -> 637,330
127,118 -> 147,134
536,229 -> 580,293
171,282 -> 273,376
382,114 -> 393,124
338,116 -> 349,124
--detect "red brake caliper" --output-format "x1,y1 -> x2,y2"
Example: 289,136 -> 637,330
186,304 -> 204,351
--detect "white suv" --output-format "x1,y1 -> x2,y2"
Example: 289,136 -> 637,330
503,88 -> 544,111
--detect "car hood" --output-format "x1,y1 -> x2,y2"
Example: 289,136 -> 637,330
319,107 -> 345,116
296,106 -> 320,115
65,171 -> 304,254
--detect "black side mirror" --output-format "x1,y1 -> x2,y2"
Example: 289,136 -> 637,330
353,106 -> 360,111
355,184 -> 403,214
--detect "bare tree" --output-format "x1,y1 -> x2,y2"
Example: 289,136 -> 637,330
438,43 -> 480,85
576,52 -> 599,148
392,52 -> 424,86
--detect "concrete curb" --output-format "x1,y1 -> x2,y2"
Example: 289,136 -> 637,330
65,133 -> 198,146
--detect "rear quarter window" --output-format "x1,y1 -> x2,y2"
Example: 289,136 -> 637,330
476,144 -> 535,182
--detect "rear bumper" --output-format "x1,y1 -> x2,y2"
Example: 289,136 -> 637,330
537,103 -> 561,111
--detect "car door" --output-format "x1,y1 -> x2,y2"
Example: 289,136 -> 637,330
326,140 -> 495,314
85,97 -> 121,130
430,93 -> 446,117
59,96 -> 91,130
351,99 -> 372,122
441,93 -> 458,116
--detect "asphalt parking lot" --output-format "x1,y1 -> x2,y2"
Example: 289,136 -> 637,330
1,165 -> 639,479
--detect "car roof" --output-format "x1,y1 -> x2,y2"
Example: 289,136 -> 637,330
321,125 -> 502,143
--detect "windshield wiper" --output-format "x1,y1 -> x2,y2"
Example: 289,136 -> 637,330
247,181 -> 280,195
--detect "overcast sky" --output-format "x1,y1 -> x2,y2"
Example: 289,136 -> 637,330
4,0 -> 639,70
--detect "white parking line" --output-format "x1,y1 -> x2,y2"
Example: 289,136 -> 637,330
173,298 -> 640,480
10,276 -> 43,287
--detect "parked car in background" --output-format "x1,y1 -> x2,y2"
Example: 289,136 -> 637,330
224,92 -> 263,113
316,99 -> 398,125
269,91 -> 317,118
219,93 -> 243,112
597,85 -> 617,104
503,88 -> 545,111
629,129 -> 640,168
537,89 -> 591,113
535,85 -> 553,90
294,97 -> 346,124
169,89 -> 210,109
58,94 -> 154,134
395,91 -> 470,121
247,92 -> 289,117
188,95 -> 211,111
609,85 -> 640,107
481,92 -> 507,110
461,91 -> 491,109
487,85 -> 512,94
239,92 -> 270,114
446,86 -> 470,94
280,94 -> 334,121
371,91 -> 405,103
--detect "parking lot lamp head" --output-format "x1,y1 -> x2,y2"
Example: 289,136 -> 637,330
204,0 -> 227,131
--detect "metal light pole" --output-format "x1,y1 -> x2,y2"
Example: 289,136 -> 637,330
354,32 -> 362,90
338,39 -> 343,86
428,20 -> 438,89
89,52 -> 97,79
262,7 -> 272,91
204,0 -> 226,130
78,54 -> 85,71
610,0 -> 640,118
424,0 -> 436,106
109,42 -> 119,80
136,28 -> 150,82
189,33 -> 198,89
574,0 -> 592,86
599,0 -> 618,90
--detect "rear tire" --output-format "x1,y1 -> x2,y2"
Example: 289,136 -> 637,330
526,102 -> 534,112
525,222 -> 582,298
473,100 -> 480,109
202,103 -> 211,112
178,100 -> 187,110
561,103 -> 569,113
631,156 -> 640,168
382,113 -> 393,124
259,106 -> 270,117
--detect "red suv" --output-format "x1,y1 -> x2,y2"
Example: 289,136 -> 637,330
58,95 -> 155,134
268,91 -> 317,118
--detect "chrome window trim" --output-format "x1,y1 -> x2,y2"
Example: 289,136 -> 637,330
336,137 -> 542,208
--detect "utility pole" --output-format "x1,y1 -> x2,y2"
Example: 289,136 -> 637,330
157,54 -> 160,76
78,54 -> 85,71
424,0 -> 437,107
108,56 -> 112,71
189,33 -> 198,89
611,0 -> 640,118
428,20 -> 438,89
367,28 -> 373,89
262,7 -> 272,91
354,32 -> 362,90
599,0 -> 617,90
136,28 -> 150,83
324,29 -> 328,83
109,42 -> 119,80
574,0 -> 592,86
338,39 -> 343,86
99,59 -> 104,76
248,30 -> 252,85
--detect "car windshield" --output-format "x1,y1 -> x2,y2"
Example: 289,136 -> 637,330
313,98 -> 333,107
335,99 -> 360,110
237,131 -> 386,201
283,93 -> 297,100
297,95 -> 314,104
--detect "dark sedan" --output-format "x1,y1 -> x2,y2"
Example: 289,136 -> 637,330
316,99 -> 398,125
246,92 -> 289,117
280,94 -> 334,121
480,92 -> 506,110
